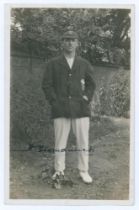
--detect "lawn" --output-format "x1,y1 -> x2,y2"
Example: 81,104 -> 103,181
9,56 -> 130,200
10,117 -> 130,200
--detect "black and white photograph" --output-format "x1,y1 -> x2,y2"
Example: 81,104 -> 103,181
4,3 -> 134,205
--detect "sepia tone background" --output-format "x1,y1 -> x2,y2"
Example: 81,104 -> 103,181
10,8 -> 130,199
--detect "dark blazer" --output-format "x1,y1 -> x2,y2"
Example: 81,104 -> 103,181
42,54 -> 96,119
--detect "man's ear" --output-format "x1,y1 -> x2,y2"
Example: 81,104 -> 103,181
76,40 -> 81,48
75,40 -> 80,50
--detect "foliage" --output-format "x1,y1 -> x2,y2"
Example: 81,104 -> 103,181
94,70 -> 130,117
10,57 -> 130,150
11,8 -> 131,66
10,57 -> 54,149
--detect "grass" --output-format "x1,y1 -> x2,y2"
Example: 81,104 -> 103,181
10,117 -> 130,200
10,56 -> 130,150
9,57 -> 130,199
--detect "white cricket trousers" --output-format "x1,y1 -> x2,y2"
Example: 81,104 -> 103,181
54,117 -> 90,172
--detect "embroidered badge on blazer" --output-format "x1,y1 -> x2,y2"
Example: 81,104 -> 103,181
81,79 -> 85,91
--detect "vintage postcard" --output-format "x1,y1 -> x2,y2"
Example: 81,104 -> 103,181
4,2 -> 135,207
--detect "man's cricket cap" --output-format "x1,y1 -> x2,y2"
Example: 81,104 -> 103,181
62,30 -> 78,39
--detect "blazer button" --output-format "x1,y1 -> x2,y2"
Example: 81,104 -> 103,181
69,73 -> 72,77
69,96 -> 72,99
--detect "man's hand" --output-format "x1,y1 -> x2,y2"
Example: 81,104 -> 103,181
83,95 -> 88,101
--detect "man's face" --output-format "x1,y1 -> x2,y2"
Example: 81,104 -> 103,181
62,38 -> 78,53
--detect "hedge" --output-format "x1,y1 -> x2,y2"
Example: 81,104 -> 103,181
10,57 -> 130,150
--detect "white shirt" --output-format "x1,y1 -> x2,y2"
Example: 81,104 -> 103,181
65,57 -> 74,69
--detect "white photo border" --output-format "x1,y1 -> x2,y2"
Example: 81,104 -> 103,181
1,0 -> 138,209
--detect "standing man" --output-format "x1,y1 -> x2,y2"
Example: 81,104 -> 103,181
42,30 -> 96,183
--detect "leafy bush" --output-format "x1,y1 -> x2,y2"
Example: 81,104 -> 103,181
10,57 -> 54,150
92,70 -> 130,117
10,57 -> 130,150
11,8 -> 131,66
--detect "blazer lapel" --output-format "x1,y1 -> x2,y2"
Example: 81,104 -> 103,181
57,54 -> 70,70
71,55 -> 80,72
57,54 -> 80,72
